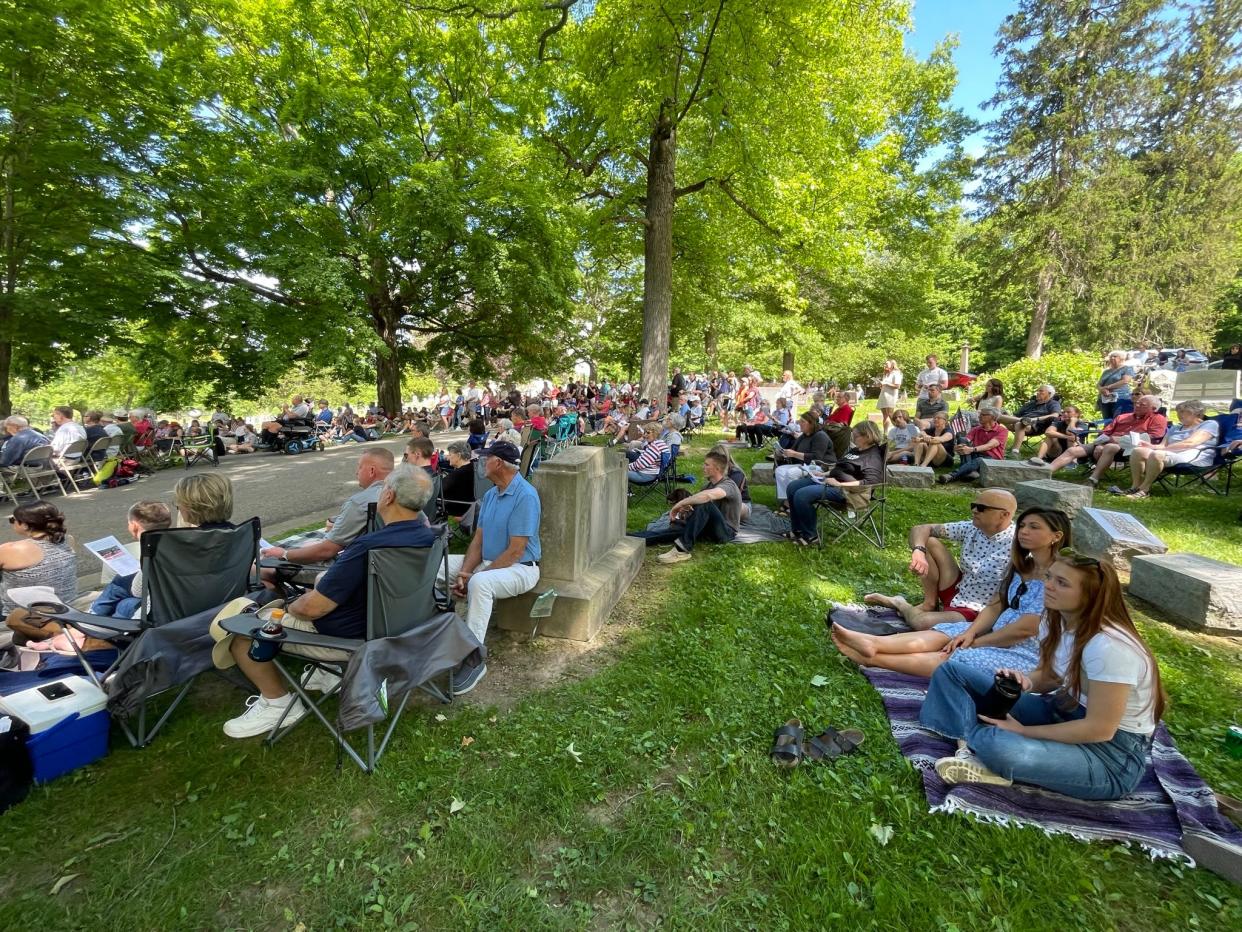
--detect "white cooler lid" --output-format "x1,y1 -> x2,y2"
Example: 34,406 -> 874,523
0,676 -> 108,734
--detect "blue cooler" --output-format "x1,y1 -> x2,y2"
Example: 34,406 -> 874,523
0,676 -> 109,782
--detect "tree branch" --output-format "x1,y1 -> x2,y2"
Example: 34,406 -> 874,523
717,179 -> 781,237
675,0 -> 726,126
673,177 -> 713,199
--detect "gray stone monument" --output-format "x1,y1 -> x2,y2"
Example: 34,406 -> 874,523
492,445 -> 644,641
751,461 -> 775,485
1129,553 -> 1242,635
1072,507 -> 1168,572
977,458 -> 1052,489
887,465 -> 934,489
1015,479 -> 1094,518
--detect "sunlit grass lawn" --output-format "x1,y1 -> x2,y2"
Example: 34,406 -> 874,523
0,424 -> 1239,930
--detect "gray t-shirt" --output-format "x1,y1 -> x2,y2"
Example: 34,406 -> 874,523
709,478 -> 744,531
916,397 -> 948,421
326,483 -> 384,546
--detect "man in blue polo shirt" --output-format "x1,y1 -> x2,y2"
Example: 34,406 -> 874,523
220,464 -> 438,738
444,440 -> 541,693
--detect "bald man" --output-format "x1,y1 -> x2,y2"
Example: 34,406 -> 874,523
865,489 -> 1016,630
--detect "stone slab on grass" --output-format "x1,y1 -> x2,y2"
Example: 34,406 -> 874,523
1073,507 -> 1168,573
751,461 -> 775,485
1128,553 -> 1242,635
977,458 -> 1052,489
1015,479 -> 1094,518
887,465 -> 934,489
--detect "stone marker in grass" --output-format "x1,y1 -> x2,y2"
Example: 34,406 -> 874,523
1015,478 -> 1094,518
751,461 -> 775,485
887,465 -> 934,489
1128,553 -> 1242,635
977,458 -> 1052,489
1073,506 -> 1167,572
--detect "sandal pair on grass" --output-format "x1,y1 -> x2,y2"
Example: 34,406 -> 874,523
770,719 -> 864,768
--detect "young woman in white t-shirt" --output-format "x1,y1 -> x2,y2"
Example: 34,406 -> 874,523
919,552 -> 1163,799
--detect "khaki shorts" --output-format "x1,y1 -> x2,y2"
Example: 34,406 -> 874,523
281,613 -> 352,663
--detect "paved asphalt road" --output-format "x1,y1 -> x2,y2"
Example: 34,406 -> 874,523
23,432 -> 466,580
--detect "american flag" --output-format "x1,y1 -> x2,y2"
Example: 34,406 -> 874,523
949,408 -> 972,436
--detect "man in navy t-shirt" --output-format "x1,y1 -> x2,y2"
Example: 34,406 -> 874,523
221,465 -> 438,739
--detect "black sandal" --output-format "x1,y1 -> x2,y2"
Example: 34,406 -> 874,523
770,719 -> 805,768
805,727 -> 865,761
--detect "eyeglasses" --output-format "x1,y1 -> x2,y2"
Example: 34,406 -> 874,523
969,502 -> 1006,513
1009,579 -> 1029,610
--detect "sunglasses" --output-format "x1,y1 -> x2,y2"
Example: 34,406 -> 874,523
1009,579 -> 1029,610
969,502 -> 1006,513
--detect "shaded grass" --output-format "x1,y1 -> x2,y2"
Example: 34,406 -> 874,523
0,428 -> 1239,930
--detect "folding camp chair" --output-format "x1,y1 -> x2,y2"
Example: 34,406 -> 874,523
45,519 -> 262,746
520,440 -> 540,477
813,446 -> 888,548
17,445 -> 67,499
221,533 -> 477,772
541,415 -> 578,460
1154,413 -> 1238,496
628,449 -> 677,506
181,427 -> 218,469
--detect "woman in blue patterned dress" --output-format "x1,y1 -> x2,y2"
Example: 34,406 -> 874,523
831,508 -> 1070,678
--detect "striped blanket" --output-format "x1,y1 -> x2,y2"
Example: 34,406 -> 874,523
862,667 -> 1242,863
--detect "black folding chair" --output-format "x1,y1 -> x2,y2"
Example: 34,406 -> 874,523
45,519 -> 262,746
813,446 -> 888,549
221,533 -> 475,772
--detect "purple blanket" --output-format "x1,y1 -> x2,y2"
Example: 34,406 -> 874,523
863,666 -> 1242,863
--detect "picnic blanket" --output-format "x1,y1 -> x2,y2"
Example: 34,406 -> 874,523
637,504 -> 790,544
858,663 -> 1242,863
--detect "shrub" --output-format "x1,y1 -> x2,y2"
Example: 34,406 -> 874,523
985,352 -> 1101,410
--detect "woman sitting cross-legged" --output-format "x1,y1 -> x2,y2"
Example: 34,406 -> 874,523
918,552 -> 1163,800
784,421 -> 885,546
910,413 -> 954,469
1116,399 -> 1219,500
831,507 -> 1069,677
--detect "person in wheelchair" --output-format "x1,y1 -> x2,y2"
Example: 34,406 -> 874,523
219,465 -> 438,738
259,394 -> 313,448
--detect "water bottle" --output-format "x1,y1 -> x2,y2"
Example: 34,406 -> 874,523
248,610 -> 287,662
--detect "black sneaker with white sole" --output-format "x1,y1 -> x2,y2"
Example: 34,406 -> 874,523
452,661 -> 488,695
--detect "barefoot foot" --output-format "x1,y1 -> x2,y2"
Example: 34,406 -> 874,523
830,623 -> 877,661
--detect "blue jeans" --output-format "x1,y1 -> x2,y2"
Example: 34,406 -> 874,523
919,663 -> 1150,800
787,476 -> 846,539
89,573 -> 141,619
628,470 -> 657,485
946,453 -> 984,482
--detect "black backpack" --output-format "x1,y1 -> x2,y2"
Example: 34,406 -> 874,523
0,715 -> 34,813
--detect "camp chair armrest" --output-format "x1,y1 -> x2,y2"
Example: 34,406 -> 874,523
39,605 -> 144,637
217,615 -> 363,653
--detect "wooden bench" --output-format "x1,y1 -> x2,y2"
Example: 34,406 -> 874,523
1169,370 -> 1241,409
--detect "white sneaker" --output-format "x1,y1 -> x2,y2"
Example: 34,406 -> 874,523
935,753 -> 1012,787
1027,457 -> 1046,466
657,547 -> 692,564
301,666 -> 342,693
223,694 -> 308,739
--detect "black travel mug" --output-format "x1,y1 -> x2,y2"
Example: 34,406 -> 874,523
976,672 -> 1023,720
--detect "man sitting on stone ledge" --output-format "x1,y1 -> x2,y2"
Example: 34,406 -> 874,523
936,409 -> 1008,485
864,489 -> 1015,630
444,440 -> 541,693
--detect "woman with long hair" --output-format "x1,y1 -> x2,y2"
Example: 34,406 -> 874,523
832,508 -> 1068,678
877,359 -> 903,432
919,552 -> 1163,799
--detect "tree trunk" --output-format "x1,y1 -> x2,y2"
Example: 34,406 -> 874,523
0,153 -> 15,418
587,359 -> 598,384
781,349 -> 794,375
704,325 -> 718,368
639,105 -> 676,411
371,296 -> 404,415
1027,252 -> 1057,360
